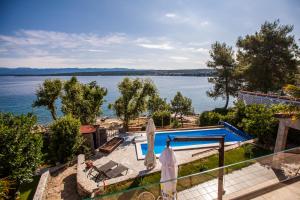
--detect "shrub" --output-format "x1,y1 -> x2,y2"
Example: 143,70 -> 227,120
222,100 -> 247,128
0,113 -> 43,186
199,111 -> 223,126
241,104 -> 278,145
243,144 -> 255,158
49,115 -> 84,163
152,111 -> 171,127
212,107 -> 229,115
171,119 -> 181,128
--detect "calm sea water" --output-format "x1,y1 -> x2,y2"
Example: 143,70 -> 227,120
0,76 -> 233,124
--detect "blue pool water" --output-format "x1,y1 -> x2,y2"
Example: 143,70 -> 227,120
141,128 -> 248,155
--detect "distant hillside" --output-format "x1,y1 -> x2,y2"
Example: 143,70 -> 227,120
0,67 -> 134,75
0,67 -> 215,76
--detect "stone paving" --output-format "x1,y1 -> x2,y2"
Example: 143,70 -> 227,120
177,163 -> 279,200
251,179 -> 300,200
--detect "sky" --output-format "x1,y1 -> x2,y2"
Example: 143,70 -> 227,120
0,0 -> 299,69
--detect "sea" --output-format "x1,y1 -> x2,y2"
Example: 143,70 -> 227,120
0,76 -> 234,124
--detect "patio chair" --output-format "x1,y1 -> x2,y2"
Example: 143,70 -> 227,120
104,164 -> 129,179
88,160 -> 118,181
97,160 -> 118,173
88,166 -> 106,181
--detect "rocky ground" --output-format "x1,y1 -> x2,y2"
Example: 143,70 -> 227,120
45,165 -> 80,200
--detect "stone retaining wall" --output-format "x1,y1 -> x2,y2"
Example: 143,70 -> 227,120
77,154 -> 94,197
32,170 -> 50,200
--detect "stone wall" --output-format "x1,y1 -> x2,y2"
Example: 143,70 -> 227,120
32,170 -> 50,200
77,154 -> 94,197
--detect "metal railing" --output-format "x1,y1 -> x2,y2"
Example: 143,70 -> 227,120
88,146 -> 300,200
106,128 -> 120,140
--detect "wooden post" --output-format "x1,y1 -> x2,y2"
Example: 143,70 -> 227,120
218,137 -> 225,200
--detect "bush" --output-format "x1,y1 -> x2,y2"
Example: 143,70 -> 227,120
243,144 -> 255,158
152,111 -> 171,127
241,104 -> 278,145
222,100 -> 247,128
171,119 -> 181,128
0,113 -> 43,186
49,115 -> 84,163
212,107 -> 229,115
199,111 -> 223,126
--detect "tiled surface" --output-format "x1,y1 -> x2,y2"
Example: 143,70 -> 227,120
251,180 -> 300,200
178,163 -> 278,200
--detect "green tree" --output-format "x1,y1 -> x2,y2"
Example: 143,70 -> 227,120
33,79 -> 62,120
236,20 -> 299,93
148,95 -> 170,114
61,77 -> 107,124
49,115 -> 83,163
109,78 -> 157,131
0,113 -> 43,188
207,41 -> 241,109
171,92 -> 193,127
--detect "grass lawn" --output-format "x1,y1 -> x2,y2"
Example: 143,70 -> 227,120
96,143 -> 271,199
19,176 -> 40,200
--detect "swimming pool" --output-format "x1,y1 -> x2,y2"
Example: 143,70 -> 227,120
136,127 -> 251,159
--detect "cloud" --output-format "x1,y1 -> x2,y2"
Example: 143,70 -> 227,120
165,13 -> 177,18
85,49 -> 108,53
138,43 -> 173,50
0,30 -> 127,49
170,56 -> 189,61
162,12 -> 210,30
0,29 -> 211,69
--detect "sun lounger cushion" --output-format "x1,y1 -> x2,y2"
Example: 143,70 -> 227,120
97,160 -> 118,173
105,164 -> 128,178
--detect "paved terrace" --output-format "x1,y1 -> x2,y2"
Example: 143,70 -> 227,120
177,151 -> 300,200
77,132 -> 255,195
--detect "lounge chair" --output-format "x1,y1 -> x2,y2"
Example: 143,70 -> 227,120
97,160 -> 118,173
104,164 -> 129,179
88,160 -> 118,181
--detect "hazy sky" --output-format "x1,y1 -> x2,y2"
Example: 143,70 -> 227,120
0,0 -> 299,69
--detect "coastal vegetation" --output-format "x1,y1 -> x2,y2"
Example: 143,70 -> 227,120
148,95 -> 171,127
61,77 -> 107,124
109,78 -> 157,131
49,115 -> 84,163
207,42 -> 241,109
171,91 -> 193,127
0,113 -> 43,199
207,20 -> 299,106
33,79 -> 62,120
199,101 -> 293,145
236,20 -> 299,93
33,76 -> 107,125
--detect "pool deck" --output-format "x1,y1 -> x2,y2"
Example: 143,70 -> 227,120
77,132 -> 255,195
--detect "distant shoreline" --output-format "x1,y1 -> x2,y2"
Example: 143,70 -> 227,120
0,68 -> 215,77
7,74 -> 213,77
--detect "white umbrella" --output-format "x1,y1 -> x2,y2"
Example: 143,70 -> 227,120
144,118 -> 156,169
159,145 -> 178,200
